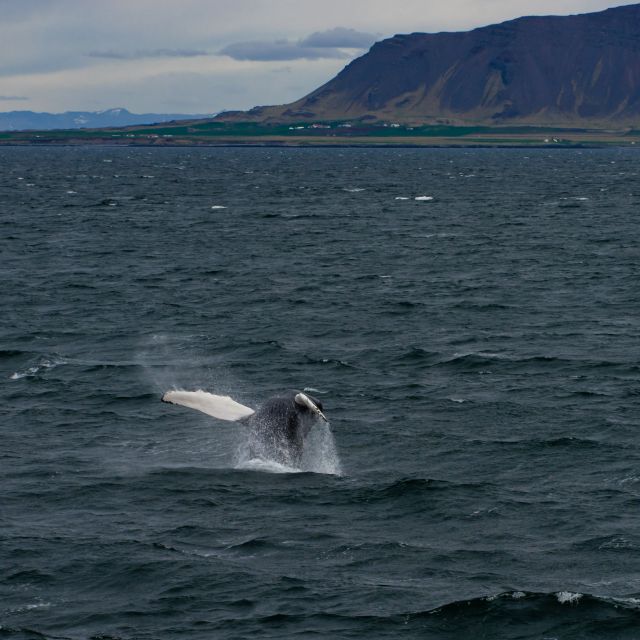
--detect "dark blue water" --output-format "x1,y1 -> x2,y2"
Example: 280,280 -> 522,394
2,146 -> 640,639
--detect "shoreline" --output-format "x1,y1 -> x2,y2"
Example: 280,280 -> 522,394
1,122 -> 638,150
0,139 -> 637,150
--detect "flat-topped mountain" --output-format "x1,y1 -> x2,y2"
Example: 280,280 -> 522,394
219,4 -> 640,126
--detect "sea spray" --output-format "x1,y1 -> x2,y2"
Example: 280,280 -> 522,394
300,420 -> 342,475
234,419 -> 342,476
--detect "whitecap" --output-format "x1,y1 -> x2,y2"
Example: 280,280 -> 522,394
610,596 -> 640,606
10,357 -> 65,380
415,195 -> 434,201
556,591 -> 582,604
485,591 -> 526,602
7,602 -> 51,614
395,196 -> 410,200
210,205 -> 227,209
344,187 -> 366,192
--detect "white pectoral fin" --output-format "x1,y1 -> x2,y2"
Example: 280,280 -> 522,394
162,390 -> 255,422
295,392 -> 328,422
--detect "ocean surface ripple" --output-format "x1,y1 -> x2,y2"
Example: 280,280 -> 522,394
2,147 -> 640,639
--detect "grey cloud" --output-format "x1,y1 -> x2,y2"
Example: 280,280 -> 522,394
87,48 -> 208,60
301,27 -> 378,48
219,40 -> 349,61
219,27 -> 378,62
0,95 -> 29,100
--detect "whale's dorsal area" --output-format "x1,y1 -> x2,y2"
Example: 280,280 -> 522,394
162,390 -> 255,421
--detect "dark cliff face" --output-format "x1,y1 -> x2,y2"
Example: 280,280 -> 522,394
231,4 -> 640,125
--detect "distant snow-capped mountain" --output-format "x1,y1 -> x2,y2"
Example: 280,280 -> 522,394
0,108 -> 213,131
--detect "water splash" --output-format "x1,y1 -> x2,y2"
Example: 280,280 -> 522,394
235,457 -> 299,474
301,420 -> 342,475
234,420 -> 342,476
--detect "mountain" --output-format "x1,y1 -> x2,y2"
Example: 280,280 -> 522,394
219,4 -> 640,126
0,108 -> 214,131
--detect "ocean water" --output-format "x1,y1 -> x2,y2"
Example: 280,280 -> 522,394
2,146 -> 640,639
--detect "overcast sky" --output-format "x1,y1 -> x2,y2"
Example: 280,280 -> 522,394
0,0 -> 636,114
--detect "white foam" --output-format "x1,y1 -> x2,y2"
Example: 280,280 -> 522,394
210,205 -> 227,209
395,196 -> 410,200
10,358 -> 65,380
7,602 -> 51,614
344,187 -> 366,192
415,195 -> 434,201
610,596 -> 640,607
556,591 -> 582,604
235,457 -> 299,474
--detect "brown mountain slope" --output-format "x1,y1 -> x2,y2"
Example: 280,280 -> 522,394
220,4 -> 640,126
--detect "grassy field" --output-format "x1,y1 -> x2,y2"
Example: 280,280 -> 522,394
1,120 -> 639,147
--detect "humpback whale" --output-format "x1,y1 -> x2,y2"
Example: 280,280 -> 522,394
161,389 -> 327,466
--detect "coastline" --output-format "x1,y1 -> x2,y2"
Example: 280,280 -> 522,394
1,121 -> 638,149
1,137 -> 638,149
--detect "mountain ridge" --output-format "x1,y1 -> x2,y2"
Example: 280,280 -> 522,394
217,4 -> 640,126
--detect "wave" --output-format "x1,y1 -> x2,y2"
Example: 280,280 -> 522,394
303,354 -> 357,370
341,477 -> 490,505
202,590 -> 640,638
9,356 -> 66,380
409,590 -> 640,637
391,348 -> 637,374
0,349 -> 25,359
223,536 -> 283,553
469,435 -> 623,452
